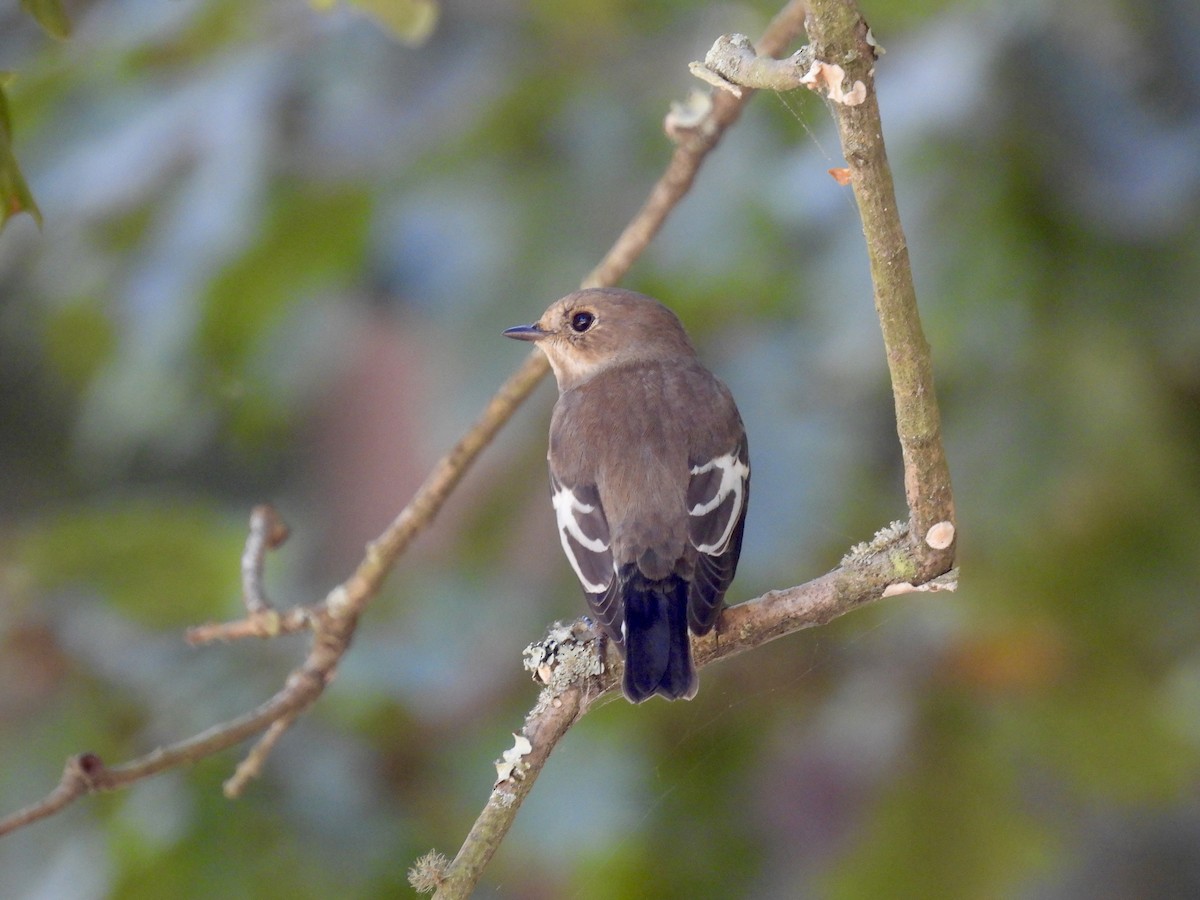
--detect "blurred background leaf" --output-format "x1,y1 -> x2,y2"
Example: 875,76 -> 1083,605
19,0 -> 71,40
17,501 -> 244,628
346,0 -> 439,46
0,76 -> 42,229
310,0 -> 439,45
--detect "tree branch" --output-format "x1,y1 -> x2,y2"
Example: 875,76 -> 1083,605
0,668 -> 325,836
1,350 -> 549,838
803,0 -> 955,575
0,0 -> 810,842
692,2 -> 956,575
4,11 -> 959,900
426,525 -> 958,898
421,1 -> 958,895
425,4 -> 828,897
187,506 -> 311,643
241,504 -> 290,615
583,1 -> 807,289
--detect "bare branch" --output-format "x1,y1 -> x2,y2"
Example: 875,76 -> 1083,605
242,504 -> 290,615
429,683 -> 584,898
429,5 -> 815,896
426,1 -> 959,895
185,607 -> 314,645
429,522 -> 953,898
584,0 -> 809,290
186,505 -> 312,644
0,755 -> 104,836
224,711 -> 300,799
803,0 -> 956,573
690,33 -> 814,95
0,0 -> 809,842
689,2 -> 957,575
0,663 -> 326,836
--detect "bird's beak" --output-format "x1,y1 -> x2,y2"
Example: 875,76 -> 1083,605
503,323 -> 546,342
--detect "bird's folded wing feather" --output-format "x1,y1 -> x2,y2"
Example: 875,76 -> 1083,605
686,433 -> 750,634
550,473 -> 622,644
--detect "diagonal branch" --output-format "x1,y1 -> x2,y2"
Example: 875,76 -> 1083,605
425,525 -> 957,899
1,345 -> 549,838
424,3 -> 822,896
584,3 -> 808,288
0,667 -> 325,835
0,0 -> 810,842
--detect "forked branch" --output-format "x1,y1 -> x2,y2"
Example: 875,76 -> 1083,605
0,0 -> 813,843
422,1 -> 957,896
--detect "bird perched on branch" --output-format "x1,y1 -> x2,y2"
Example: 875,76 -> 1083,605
505,288 -> 749,702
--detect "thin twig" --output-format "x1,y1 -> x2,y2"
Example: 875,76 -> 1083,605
242,504 -> 289,614
224,711 -> 300,798
0,664 -> 328,836
185,505 -> 308,644
584,1 -> 809,289
185,607 -> 313,645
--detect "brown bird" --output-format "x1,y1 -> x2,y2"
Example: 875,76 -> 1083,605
505,288 -> 749,702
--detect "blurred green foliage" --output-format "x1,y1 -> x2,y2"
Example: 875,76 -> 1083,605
18,502 -> 244,627
329,0 -> 440,46
2,0 -> 1199,898
0,76 -> 42,229
43,299 -> 116,388
199,183 -> 372,447
20,0 -> 71,41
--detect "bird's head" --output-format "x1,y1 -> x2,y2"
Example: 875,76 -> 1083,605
504,288 -> 696,391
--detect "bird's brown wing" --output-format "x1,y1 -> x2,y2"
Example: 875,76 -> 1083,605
549,472 -> 623,646
685,432 -> 750,635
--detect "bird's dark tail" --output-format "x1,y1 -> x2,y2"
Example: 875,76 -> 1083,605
621,568 -> 697,703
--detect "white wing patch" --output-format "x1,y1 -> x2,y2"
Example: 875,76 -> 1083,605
551,481 -> 613,594
688,452 -> 750,555
552,485 -> 606,553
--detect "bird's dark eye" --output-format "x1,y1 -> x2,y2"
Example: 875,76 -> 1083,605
570,311 -> 595,333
